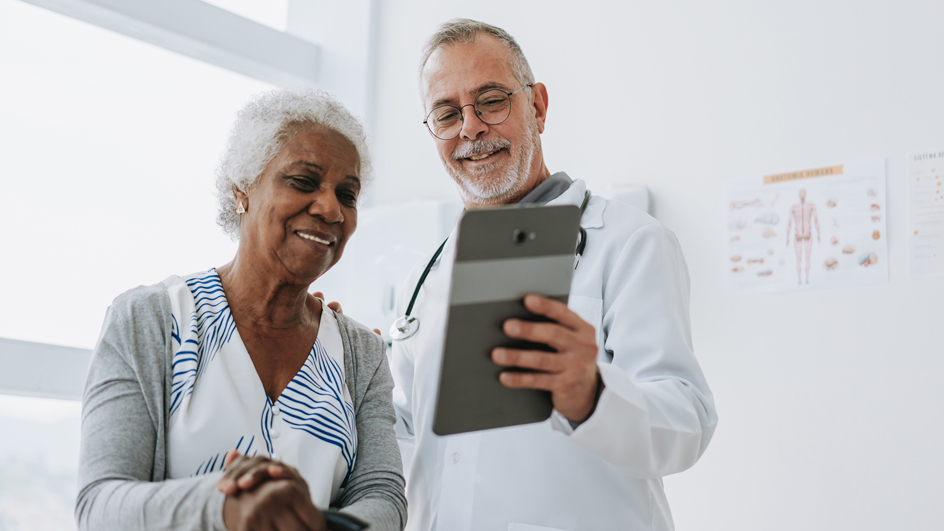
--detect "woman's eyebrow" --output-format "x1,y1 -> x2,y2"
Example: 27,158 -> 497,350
286,161 -> 324,172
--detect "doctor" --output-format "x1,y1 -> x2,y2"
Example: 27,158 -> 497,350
391,18 -> 718,531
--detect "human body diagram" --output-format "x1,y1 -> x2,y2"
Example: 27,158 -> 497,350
786,189 -> 820,284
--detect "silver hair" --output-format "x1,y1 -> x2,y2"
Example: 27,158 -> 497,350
215,88 -> 372,239
418,18 -> 535,103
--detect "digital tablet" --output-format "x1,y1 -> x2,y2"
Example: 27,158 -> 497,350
432,204 -> 582,436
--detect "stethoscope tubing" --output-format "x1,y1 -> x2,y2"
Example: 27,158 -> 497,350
405,238 -> 449,318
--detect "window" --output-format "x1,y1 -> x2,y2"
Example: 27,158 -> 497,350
0,395 -> 81,530
0,0 -> 273,350
0,1 -> 279,527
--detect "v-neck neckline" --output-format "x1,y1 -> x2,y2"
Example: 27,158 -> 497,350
205,269 -> 327,405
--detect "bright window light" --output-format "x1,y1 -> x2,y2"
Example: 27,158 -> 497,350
0,0 -> 275,351
0,394 -> 81,530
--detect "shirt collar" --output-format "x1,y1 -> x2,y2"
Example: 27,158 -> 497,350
545,176 -> 605,229
518,172 -> 575,205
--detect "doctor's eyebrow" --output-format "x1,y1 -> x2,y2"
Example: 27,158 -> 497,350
430,82 -> 514,108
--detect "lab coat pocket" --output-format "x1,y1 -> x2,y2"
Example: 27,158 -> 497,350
508,524 -> 569,531
567,295 -> 607,362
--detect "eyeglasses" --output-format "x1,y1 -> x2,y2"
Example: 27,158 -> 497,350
423,84 -> 534,140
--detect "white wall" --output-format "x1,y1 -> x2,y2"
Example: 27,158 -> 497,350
366,1 -> 944,529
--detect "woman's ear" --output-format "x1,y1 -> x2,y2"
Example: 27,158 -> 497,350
233,185 -> 248,214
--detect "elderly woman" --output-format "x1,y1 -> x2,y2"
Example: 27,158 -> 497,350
75,90 -> 405,531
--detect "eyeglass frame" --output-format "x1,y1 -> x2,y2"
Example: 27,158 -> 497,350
423,83 -> 535,140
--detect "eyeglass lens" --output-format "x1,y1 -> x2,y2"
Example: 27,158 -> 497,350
426,89 -> 513,139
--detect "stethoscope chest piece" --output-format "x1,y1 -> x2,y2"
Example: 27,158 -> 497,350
390,315 -> 420,341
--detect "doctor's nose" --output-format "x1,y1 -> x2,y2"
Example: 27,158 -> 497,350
459,105 -> 488,140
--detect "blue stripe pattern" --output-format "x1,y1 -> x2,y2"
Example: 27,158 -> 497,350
269,338 -> 357,487
192,435 -> 258,476
261,398 -> 275,456
169,270 -> 238,417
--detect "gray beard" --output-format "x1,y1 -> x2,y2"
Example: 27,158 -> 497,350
447,119 -> 539,206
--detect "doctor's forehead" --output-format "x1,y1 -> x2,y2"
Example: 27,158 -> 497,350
420,36 -> 519,107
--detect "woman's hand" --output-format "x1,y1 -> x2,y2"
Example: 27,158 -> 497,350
217,451 -> 299,496
220,451 -> 326,531
222,478 -> 326,531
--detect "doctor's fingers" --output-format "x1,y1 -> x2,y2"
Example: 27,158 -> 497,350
522,294 -> 594,333
492,348 -> 566,373
311,291 -> 343,314
503,319 -> 596,355
498,369 -> 560,391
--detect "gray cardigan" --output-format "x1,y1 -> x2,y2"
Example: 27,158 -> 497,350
75,278 -> 406,531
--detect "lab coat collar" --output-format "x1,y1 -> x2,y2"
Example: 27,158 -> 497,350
545,178 -> 605,229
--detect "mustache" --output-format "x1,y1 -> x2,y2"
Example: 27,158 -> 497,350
451,137 -> 511,161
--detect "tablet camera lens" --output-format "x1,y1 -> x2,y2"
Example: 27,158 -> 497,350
513,229 -> 527,244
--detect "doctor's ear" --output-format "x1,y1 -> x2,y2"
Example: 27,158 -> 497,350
530,82 -> 549,134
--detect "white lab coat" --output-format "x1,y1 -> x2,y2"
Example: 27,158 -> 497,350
390,179 -> 718,531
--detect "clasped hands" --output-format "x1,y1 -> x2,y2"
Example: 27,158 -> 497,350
217,451 -> 326,531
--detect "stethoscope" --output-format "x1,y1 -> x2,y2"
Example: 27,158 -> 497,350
389,190 -> 592,342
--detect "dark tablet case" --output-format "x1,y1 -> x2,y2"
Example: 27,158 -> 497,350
432,204 -> 582,436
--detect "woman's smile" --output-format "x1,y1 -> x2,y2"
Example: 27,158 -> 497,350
295,229 -> 336,247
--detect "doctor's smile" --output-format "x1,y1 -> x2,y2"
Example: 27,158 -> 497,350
465,149 -> 500,161
451,137 -> 511,163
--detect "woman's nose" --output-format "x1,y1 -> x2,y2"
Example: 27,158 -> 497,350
309,192 -> 343,223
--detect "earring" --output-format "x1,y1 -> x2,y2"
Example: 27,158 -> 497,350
236,202 -> 245,214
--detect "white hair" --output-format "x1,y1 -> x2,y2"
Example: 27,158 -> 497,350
215,89 -> 372,239
419,18 -> 535,104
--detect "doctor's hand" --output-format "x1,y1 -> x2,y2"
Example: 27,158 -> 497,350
492,294 -> 601,423
312,291 -> 382,335
312,291 -> 343,313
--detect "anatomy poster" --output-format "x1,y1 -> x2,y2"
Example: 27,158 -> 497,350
907,149 -> 944,278
727,159 -> 888,294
